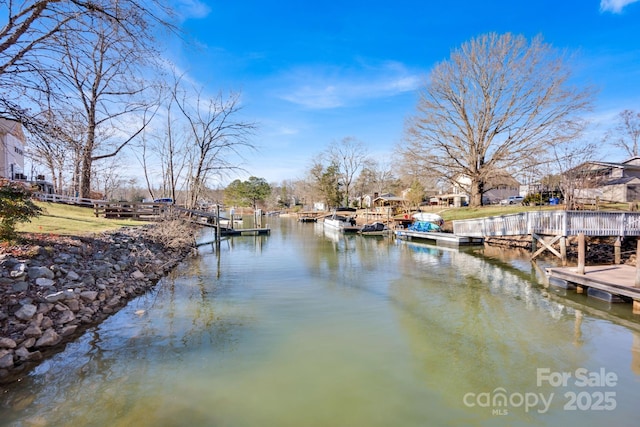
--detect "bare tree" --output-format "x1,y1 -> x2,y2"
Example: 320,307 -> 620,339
604,109 -> 640,158
173,84 -> 257,209
327,137 -> 369,207
403,33 -> 593,207
137,91 -> 190,204
49,13 -> 161,199
0,0 -> 174,128
551,140 -> 601,210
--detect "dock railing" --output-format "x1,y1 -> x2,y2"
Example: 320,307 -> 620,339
453,211 -> 640,238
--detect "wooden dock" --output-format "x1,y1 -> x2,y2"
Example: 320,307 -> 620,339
394,230 -> 484,247
546,265 -> 640,313
220,227 -> 270,236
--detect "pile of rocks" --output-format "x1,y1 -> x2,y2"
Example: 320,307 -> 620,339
0,223 -> 195,383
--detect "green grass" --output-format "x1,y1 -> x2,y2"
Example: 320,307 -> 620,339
17,202 -> 147,236
437,204 -> 560,221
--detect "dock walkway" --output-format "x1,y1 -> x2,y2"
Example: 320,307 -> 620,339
546,265 -> 640,313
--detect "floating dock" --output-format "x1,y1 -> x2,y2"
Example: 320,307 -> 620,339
394,230 -> 484,247
220,227 -> 271,236
546,265 -> 640,313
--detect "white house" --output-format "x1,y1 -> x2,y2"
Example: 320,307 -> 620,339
0,118 -> 26,180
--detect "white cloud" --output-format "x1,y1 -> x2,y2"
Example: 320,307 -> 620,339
277,61 -> 422,110
173,0 -> 211,21
600,0 -> 639,13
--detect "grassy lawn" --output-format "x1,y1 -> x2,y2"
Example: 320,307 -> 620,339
17,202 -> 147,236
422,202 -> 631,222
437,204 -> 560,221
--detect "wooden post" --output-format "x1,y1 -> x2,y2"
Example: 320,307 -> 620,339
215,204 -> 221,243
577,233 -> 585,275
635,238 -> 640,288
230,208 -> 235,230
560,237 -> 567,266
531,234 -> 537,254
614,237 -> 621,265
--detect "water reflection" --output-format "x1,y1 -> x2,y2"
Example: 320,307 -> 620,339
1,218 -> 639,427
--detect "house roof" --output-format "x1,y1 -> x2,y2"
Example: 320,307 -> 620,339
373,195 -> 405,202
0,118 -> 26,143
603,176 -> 640,186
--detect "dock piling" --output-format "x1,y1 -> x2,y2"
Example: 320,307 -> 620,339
577,233 -> 585,275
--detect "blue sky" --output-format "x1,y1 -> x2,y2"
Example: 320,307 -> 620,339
167,0 -> 640,185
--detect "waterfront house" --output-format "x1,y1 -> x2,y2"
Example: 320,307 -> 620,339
0,118 -> 26,180
570,157 -> 640,203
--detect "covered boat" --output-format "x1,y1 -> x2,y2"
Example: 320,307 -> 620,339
408,212 -> 444,232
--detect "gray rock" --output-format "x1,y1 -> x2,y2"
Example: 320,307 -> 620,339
66,271 -> 80,281
15,346 -> 30,360
0,350 -> 14,369
45,291 -> 65,303
15,304 -> 37,321
9,270 -> 25,279
28,266 -> 55,280
80,291 -> 98,302
21,338 -> 36,349
66,299 -> 80,312
0,337 -> 17,349
35,328 -> 60,347
11,281 -> 29,292
131,270 -> 145,280
57,310 -> 75,325
23,325 -> 42,338
40,317 -> 53,330
60,325 -> 78,336
0,256 -> 19,269
35,278 -> 55,288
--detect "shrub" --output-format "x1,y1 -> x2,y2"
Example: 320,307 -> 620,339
0,179 -> 43,241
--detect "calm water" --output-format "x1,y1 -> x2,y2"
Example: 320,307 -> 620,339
1,217 -> 640,427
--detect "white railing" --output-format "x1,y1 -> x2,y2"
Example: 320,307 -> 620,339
33,192 -> 106,206
453,211 -> 640,238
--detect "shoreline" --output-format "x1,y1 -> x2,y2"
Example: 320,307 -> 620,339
0,221 -> 196,384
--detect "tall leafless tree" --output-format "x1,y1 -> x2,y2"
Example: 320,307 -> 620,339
326,137 -> 369,207
402,33 -> 594,207
604,109 -> 640,158
45,11 -> 163,199
0,0 -> 174,129
172,84 -> 257,209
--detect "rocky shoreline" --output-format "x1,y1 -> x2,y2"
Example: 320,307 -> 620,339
484,235 -> 639,265
0,220 -> 196,384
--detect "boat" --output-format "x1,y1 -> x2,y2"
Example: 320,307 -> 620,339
408,212 -> 444,232
412,212 -> 444,224
323,212 -> 361,233
298,217 -> 317,223
358,221 -> 391,236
